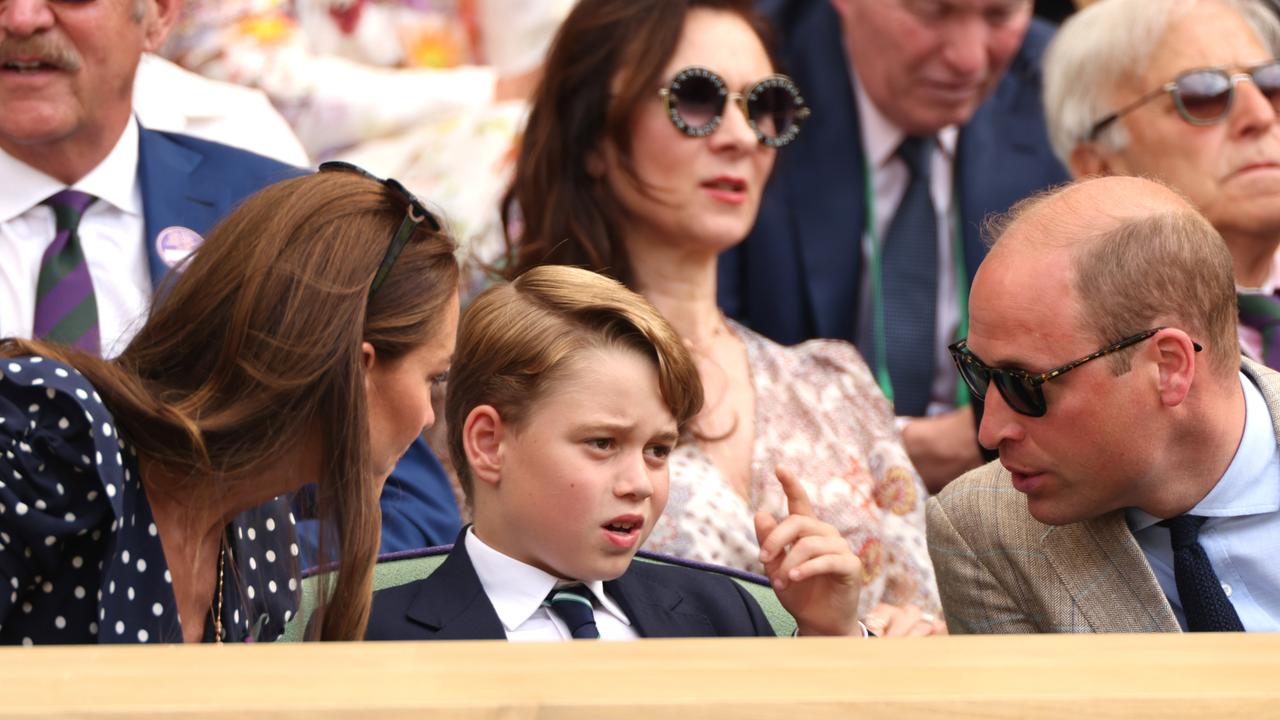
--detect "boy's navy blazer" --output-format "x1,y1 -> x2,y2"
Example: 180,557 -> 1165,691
364,529 -> 776,640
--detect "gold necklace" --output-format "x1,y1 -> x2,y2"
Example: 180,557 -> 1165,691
212,539 -> 225,644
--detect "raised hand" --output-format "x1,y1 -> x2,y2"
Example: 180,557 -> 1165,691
754,466 -> 863,637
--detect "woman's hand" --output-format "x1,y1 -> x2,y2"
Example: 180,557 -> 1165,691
862,603 -> 948,637
754,466 -> 863,637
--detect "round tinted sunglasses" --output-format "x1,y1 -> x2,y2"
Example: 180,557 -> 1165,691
657,66 -> 811,148
947,329 -> 1202,418
1088,59 -> 1280,139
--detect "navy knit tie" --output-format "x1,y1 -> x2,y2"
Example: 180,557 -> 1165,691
1159,515 -> 1244,632
879,136 -> 938,416
544,584 -> 600,639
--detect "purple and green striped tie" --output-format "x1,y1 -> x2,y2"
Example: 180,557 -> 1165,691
1238,292 -> 1280,370
33,190 -> 100,355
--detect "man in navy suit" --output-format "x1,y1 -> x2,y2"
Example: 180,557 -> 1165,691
720,0 -> 1069,491
0,0 -> 460,553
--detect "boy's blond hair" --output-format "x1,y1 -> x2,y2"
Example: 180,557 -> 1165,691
446,265 -> 704,503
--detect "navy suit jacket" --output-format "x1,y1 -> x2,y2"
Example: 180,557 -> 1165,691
719,1 -> 1070,345
364,530 -> 775,640
136,127 -> 462,554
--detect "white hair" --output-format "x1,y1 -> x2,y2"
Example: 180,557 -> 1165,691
1043,0 -> 1280,167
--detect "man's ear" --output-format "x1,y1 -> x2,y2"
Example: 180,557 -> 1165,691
142,0 -> 182,51
1069,142 -> 1117,179
1152,329 -> 1199,408
463,405 -> 506,486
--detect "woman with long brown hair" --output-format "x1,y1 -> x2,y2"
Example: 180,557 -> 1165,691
0,165 -> 459,644
502,0 -> 942,634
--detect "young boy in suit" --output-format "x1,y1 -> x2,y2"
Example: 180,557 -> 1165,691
364,266 -> 864,641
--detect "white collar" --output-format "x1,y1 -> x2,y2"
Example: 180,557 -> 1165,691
851,69 -> 958,170
465,526 -> 631,632
0,116 -> 142,223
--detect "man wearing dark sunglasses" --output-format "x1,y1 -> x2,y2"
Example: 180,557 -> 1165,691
928,176 -> 1280,635
1044,0 -> 1280,371
718,0 -> 1069,492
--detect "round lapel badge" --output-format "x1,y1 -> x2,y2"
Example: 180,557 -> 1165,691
154,226 -> 204,269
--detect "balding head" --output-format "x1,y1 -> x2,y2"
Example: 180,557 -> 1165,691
984,176 -> 1238,377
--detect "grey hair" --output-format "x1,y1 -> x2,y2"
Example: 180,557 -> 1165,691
1043,0 -> 1280,167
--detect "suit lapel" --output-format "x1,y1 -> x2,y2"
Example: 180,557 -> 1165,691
1041,512 -> 1179,632
403,537 -> 507,640
781,4 -> 866,340
136,127 -> 226,286
606,566 -> 716,638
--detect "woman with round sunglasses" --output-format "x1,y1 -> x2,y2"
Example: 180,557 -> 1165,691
500,0 -> 942,635
0,167 -> 459,645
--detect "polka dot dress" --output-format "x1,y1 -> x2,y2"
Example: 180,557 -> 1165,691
0,356 -> 299,645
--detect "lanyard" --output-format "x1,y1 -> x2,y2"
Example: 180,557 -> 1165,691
861,153 -> 971,409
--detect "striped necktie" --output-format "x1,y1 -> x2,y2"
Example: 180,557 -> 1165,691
544,584 -> 600,639
1237,292 -> 1280,370
1159,515 -> 1244,632
33,190 -> 101,354
878,135 -> 938,417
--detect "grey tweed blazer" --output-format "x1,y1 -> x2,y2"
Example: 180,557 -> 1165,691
927,359 -> 1280,634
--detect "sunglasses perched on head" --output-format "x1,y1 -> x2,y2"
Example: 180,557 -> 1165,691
658,66 -> 810,147
1088,59 -> 1280,139
318,161 -> 441,299
948,328 -> 1202,418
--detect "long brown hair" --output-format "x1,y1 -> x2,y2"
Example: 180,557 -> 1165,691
1,171 -> 459,640
499,0 -> 775,286
446,265 -> 703,505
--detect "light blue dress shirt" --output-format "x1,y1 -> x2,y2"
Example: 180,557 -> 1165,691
1127,372 -> 1280,632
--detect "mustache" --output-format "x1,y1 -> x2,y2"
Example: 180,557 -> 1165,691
0,36 -> 82,71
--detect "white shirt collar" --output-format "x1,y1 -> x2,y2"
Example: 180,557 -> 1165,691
0,116 -> 141,223
1128,371 -> 1280,532
851,69 -> 958,170
464,526 -> 631,632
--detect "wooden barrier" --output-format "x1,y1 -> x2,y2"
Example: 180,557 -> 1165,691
4,633 -> 1279,718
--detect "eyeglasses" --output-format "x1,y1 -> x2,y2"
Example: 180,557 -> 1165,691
317,160 -> 441,299
948,328 -> 1202,418
657,66 -> 811,148
1087,60 -> 1280,140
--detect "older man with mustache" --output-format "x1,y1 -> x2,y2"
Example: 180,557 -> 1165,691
0,0 -> 464,558
0,0 -> 299,356
1044,0 -> 1280,369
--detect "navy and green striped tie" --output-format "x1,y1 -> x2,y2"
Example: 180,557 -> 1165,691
33,190 -> 100,354
544,585 -> 600,639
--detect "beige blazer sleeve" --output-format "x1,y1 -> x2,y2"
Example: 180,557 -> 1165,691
927,485 -> 1039,634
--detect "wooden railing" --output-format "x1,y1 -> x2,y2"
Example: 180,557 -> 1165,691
4,633 -> 1279,718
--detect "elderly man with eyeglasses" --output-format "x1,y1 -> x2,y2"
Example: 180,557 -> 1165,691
926,175 -> 1280,634
1044,0 -> 1280,370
